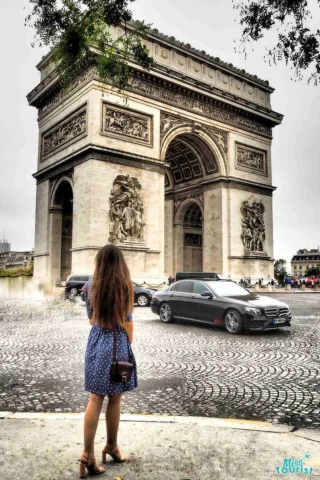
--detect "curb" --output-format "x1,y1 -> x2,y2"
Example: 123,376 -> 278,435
1,412 -> 320,442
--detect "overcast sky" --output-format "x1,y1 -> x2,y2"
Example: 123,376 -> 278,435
1,0 -> 320,270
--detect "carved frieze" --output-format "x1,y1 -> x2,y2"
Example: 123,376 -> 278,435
236,143 -> 268,176
102,102 -> 153,147
39,67 -> 96,119
109,175 -> 145,244
240,197 -> 266,253
41,106 -> 87,160
130,76 -> 272,138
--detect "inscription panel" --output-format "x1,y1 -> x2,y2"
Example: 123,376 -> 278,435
236,143 -> 268,177
41,105 -> 87,161
101,102 -> 153,147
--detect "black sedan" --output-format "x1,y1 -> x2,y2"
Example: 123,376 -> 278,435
151,279 -> 292,334
80,282 -> 155,307
133,283 -> 156,307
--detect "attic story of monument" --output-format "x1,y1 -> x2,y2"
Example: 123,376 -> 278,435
27,25 -> 283,287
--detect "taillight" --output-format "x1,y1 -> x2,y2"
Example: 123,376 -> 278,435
65,282 -> 69,286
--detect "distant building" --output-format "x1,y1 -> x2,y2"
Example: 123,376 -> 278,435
0,251 -> 34,270
0,239 -> 11,253
291,248 -> 320,277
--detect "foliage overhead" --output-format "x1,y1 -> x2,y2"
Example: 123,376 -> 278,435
274,258 -> 287,284
25,0 -> 155,90
233,0 -> 320,84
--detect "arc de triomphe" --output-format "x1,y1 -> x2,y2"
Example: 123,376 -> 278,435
28,26 -> 283,288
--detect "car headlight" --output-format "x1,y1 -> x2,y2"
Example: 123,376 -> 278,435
245,307 -> 262,316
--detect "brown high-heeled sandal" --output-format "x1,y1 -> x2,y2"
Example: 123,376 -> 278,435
102,444 -> 127,463
79,452 -> 105,478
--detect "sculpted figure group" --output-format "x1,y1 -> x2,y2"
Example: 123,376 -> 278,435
105,109 -> 149,141
241,198 -> 266,252
109,175 -> 145,243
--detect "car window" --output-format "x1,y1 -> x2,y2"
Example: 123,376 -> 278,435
207,281 -> 251,297
193,281 -> 210,295
171,280 -> 194,293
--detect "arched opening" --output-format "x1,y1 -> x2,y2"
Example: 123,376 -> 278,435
51,180 -> 73,282
183,203 -> 203,272
163,132 -> 218,277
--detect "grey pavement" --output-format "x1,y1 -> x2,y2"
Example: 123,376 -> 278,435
1,414 -> 320,480
0,294 -> 320,429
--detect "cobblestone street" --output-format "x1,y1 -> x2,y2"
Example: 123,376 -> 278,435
0,293 -> 320,429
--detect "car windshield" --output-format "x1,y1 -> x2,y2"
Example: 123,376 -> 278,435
207,281 -> 251,297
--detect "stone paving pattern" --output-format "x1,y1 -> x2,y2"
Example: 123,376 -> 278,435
0,293 -> 319,428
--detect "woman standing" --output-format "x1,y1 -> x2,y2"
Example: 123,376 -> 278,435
79,244 -> 137,477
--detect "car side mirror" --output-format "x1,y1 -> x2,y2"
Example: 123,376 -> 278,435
201,291 -> 213,299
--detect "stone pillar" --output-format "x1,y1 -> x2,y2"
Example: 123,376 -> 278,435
174,223 -> 184,274
203,187 -> 228,275
33,180 -> 50,284
164,199 -> 174,277
48,208 -> 63,286
72,159 -> 165,281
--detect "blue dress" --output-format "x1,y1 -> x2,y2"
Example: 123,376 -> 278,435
84,282 -> 138,396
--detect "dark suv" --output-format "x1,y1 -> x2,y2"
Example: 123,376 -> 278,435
65,275 -> 92,296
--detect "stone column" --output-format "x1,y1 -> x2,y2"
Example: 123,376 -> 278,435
33,180 -> 50,284
203,186 -> 229,275
48,207 -> 63,286
164,199 -> 174,277
173,223 -> 184,274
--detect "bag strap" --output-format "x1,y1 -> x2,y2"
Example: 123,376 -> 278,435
112,320 -> 134,363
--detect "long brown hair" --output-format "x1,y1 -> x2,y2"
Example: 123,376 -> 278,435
90,244 -> 134,328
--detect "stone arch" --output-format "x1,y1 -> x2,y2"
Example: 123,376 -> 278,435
49,177 -> 74,283
51,176 -> 74,209
174,197 -> 204,225
174,199 -> 204,272
161,125 -> 227,178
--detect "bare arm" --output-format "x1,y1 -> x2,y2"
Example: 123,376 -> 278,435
122,320 -> 133,344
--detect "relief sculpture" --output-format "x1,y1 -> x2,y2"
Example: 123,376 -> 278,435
109,175 -> 145,243
237,145 -> 267,175
240,197 -> 266,252
42,109 -> 87,158
102,103 -> 152,146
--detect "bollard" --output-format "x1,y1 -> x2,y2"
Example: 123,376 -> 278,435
267,284 -> 273,292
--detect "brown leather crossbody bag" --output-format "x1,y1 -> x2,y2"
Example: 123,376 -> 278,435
110,327 -> 134,383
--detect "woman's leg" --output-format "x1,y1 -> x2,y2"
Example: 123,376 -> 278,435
84,392 -> 105,453
105,393 -> 122,447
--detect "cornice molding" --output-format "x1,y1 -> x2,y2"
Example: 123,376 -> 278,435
165,177 -> 275,199
33,145 -> 166,184
28,66 -> 282,134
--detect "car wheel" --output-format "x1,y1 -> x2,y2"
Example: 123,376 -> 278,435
70,287 -> 78,296
224,310 -> 243,334
137,294 -> 149,307
159,302 -> 174,323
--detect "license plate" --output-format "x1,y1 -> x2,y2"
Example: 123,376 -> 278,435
272,318 -> 285,324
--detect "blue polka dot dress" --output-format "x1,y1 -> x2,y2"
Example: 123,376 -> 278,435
84,281 -> 138,396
